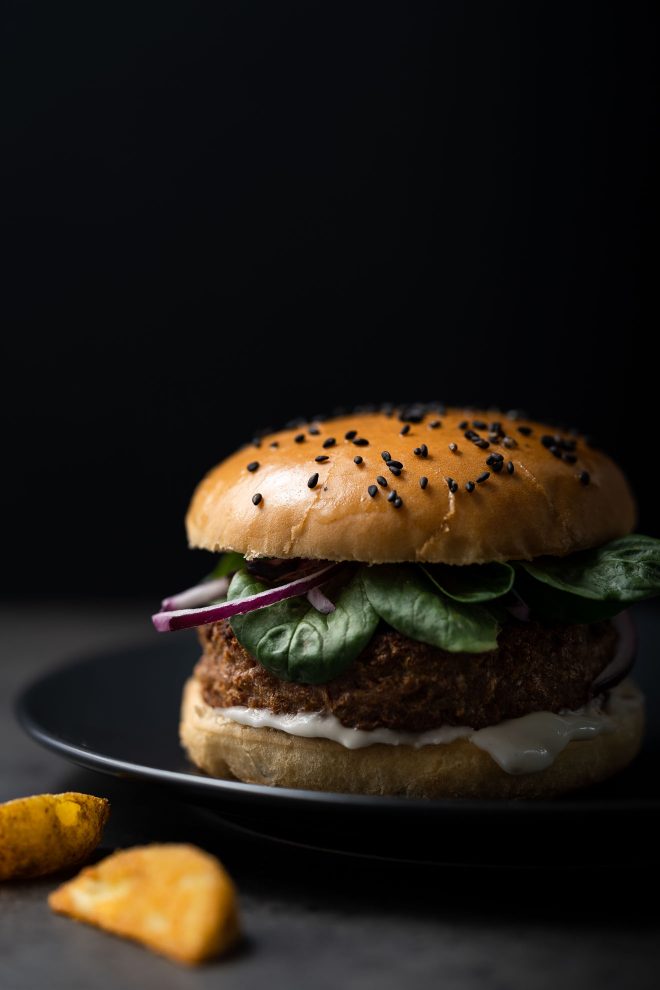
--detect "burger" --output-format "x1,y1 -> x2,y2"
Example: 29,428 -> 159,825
152,404 -> 660,799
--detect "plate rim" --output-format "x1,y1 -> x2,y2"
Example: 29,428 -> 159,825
14,641 -> 660,816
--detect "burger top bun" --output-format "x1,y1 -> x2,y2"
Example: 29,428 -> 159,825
186,407 -> 636,565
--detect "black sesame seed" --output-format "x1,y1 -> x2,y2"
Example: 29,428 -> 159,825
450,481 -> 458,494
295,433 -> 306,444
579,471 -> 590,486
449,442 -> 458,453
323,438 -> 336,448
507,460 -> 514,474
398,405 -> 425,424
502,436 -> 516,448
540,435 -> 555,448
345,430 -> 357,440
381,451 -> 391,462
429,420 -> 441,428
309,427 -> 320,436
388,460 -> 403,469
475,439 -> 490,449
269,441 -> 279,448
308,473 -> 319,489
476,471 -> 490,484
446,477 -> 454,488
393,497 -> 403,508
491,460 -> 503,473
376,475 -> 388,487
459,420 -> 469,429
247,461 -> 259,472
400,424 -> 411,436
388,466 -> 402,477
465,481 -> 475,493
419,443 -> 428,457
315,455 -> 329,463
464,430 -> 479,441
368,485 -> 378,498
413,447 -> 422,455
518,426 -> 533,436
419,476 -> 428,489
353,455 -> 363,465
486,453 -> 503,466
489,422 -> 502,434
472,420 -> 487,430
353,437 -> 369,447
549,446 -> 563,459
252,493 -> 263,505
251,438 -> 262,448
563,453 -> 577,464
387,490 -> 397,502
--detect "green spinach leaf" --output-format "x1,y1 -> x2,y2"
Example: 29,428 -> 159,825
520,535 -> 660,603
209,552 -> 245,579
227,568 -> 379,684
421,561 -> 514,603
513,567 -> 624,623
362,565 -> 499,652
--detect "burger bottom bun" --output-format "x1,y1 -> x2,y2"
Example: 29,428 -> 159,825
179,678 -> 644,799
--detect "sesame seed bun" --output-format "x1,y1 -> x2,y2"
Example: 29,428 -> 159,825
185,408 -> 635,565
179,677 -> 644,799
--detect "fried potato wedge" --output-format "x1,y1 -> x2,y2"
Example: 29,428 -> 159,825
49,843 -> 240,965
0,792 -> 110,881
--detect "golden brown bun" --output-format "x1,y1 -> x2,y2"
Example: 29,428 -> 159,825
179,678 -> 644,800
186,409 -> 635,564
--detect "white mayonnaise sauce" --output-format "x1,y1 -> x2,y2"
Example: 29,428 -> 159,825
217,706 -> 473,750
214,681 -> 642,775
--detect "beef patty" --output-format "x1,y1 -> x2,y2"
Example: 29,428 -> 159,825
194,619 -> 619,732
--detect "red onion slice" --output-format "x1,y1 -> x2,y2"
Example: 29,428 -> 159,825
161,576 -> 230,612
591,611 -> 636,694
506,601 -> 531,622
153,563 -> 340,633
246,558 -> 321,584
506,588 -> 531,623
306,586 -> 336,614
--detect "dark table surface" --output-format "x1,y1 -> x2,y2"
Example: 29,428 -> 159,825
2,601 -> 659,990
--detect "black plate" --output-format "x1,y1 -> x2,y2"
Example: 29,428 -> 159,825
16,605 -> 660,866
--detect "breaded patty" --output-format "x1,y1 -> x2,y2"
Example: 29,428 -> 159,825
195,619 -> 618,731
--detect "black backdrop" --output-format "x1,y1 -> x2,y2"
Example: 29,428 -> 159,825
3,2 -> 657,598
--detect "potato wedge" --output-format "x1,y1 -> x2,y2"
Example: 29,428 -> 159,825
49,844 -> 240,965
0,792 -> 110,881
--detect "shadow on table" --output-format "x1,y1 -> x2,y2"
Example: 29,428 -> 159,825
50,765 -> 660,934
